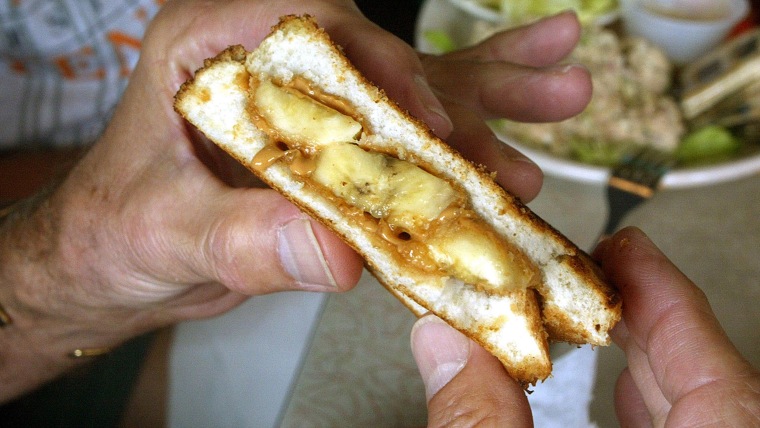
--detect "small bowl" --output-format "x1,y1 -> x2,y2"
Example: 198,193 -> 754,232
620,0 -> 750,64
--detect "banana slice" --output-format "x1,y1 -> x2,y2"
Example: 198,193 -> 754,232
253,79 -> 362,147
385,159 -> 459,231
427,217 -> 537,293
311,143 -> 393,219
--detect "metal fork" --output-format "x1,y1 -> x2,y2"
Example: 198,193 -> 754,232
599,148 -> 677,241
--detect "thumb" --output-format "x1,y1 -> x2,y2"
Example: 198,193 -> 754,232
188,188 -> 363,295
596,227 -> 760,425
411,315 -> 532,427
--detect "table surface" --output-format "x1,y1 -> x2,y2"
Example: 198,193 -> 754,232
280,171 -> 760,427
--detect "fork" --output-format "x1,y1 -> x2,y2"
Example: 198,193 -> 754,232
598,148 -> 677,241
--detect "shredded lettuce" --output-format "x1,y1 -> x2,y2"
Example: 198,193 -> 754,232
569,138 -> 629,166
493,0 -> 616,24
423,30 -> 457,54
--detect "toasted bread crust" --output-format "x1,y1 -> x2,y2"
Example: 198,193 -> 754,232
174,15 -> 620,386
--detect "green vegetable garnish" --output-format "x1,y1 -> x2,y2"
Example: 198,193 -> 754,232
569,138 -> 628,166
497,0 -> 616,24
423,30 -> 457,54
677,125 -> 741,165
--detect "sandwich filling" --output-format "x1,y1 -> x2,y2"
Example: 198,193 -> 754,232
248,77 -> 537,294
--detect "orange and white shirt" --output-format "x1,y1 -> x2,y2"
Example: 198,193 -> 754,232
0,0 -> 164,148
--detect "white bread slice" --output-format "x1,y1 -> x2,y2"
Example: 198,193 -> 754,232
174,15 -> 620,386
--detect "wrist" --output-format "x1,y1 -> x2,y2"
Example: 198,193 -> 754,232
0,192 -> 153,401
3,191 -> 152,333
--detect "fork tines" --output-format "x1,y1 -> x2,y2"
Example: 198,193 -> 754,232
608,148 -> 676,198
599,148 -> 676,241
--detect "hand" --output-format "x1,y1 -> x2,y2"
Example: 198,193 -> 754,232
411,314 -> 533,427
0,1 -> 590,401
421,11 -> 592,201
411,227 -> 760,427
0,0 -> 371,400
595,227 -> 760,426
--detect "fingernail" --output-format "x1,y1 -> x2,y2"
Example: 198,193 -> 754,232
278,217 -> 338,289
507,150 -> 540,168
497,139 -> 539,167
414,75 -> 453,135
556,63 -> 588,75
610,318 -> 630,344
411,315 -> 470,401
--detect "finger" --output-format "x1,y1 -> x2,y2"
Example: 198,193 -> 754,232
411,315 -> 532,427
152,2 -> 454,138
424,58 -> 592,122
596,227 -> 757,405
439,11 -> 582,66
610,319 -> 672,421
443,99 -> 543,202
620,334 -> 672,424
421,10 -> 590,122
199,189 -> 363,295
614,368 -> 655,428
133,159 -> 363,301
328,16 -> 454,138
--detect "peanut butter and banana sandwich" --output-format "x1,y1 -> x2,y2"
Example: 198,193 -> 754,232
174,15 -> 621,387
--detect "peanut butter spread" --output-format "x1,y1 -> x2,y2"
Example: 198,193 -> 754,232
249,77 -> 538,294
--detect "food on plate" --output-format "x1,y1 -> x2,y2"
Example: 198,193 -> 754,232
494,27 -> 685,166
457,0 -> 618,26
174,15 -> 621,386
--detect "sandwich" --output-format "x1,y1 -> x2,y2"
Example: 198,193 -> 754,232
174,15 -> 621,387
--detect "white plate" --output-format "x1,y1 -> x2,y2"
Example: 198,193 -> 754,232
415,0 -> 760,188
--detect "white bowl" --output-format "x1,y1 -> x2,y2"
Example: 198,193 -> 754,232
620,0 -> 750,64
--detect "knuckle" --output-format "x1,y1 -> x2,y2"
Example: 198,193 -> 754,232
204,216 -> 253,292
430,393 -> 506,428
435,409 -> 503,428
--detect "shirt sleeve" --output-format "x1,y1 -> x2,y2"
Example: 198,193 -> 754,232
0,0 -> 163,148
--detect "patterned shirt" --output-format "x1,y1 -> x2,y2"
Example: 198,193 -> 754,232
0,0 -> 164,149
